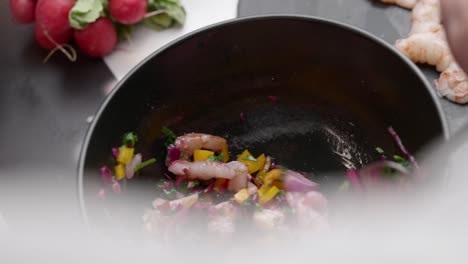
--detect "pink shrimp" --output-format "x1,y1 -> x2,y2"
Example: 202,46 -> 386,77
435,63 -> 468,104
174,133 -> 227,158
168,160 -> 250,191
286,191 -> 329,230
380,0 -> 419,9
409,0 -> 443,36
253,209 -> 286,230
389,0 -> 468,104
395,33 -> 452,72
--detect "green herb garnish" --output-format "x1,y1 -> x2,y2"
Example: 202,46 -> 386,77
393,155 -> 409,167
134,158 -> 157,173
207,153 -> 224,162
242,155 -> 257,162
376,147 -> 385,154
122,132 -> 138,147
161,126 -> 177,147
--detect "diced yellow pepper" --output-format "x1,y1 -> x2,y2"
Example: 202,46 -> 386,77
234,188 -> 250,204
263,169 -> 282,185
271,180 -> 284,190
256,154 -> 266,172
222,144 -> 229,162
117,146 -> 134,165
258,186 -> 270,197
237,150 -> 265,174
259,186 -> 280,205
193,149 -> 215,161
115,164 -> 126,180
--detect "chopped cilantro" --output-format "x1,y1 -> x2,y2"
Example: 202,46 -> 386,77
242,155 -> 257,162
393,155 -> 409,167
122,132 -> 138,147
161,126 -> 177,147
134,158 -> 157,173
376,147 -> 385,154
208,153 -> 224,162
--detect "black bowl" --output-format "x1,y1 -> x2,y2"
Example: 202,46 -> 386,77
78,16 -> 448,228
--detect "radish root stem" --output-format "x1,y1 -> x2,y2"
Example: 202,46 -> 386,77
42,29 -> 77,63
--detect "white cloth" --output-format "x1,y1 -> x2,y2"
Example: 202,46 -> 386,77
104,0 -> 239,81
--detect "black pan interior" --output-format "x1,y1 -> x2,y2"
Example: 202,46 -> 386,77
79,16 -> 447,231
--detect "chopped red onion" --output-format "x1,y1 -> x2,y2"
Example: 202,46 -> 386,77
359,160 -> 410,180
387,127 -> 419,169
164,173 -> 173,180
267,95 -> 279,104
346,168 -> 362,189
98,189 -> 105,200
176,175 -> 187,187
240,113 -> 246,121
204,182 -> 215,193
166,146 -> 181,166
100,166 -> 113,185
162,181 -> 173,190
284,170 -> 319,192
112,181 -> 121,194
112,148 -> 119,159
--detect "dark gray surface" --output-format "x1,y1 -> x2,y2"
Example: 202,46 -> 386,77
239,0 -> 468,134
0,2 -> 115,227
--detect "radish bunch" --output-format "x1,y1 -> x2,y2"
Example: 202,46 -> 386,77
9,0 -> 186,59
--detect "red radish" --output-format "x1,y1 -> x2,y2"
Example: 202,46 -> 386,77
74,18 -> 118,57
35,24 -> 72,50
9,0 -> 36,24
35,0 -> 74,35
109,0 -> 147,25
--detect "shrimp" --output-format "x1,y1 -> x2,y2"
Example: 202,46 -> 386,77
286,191 -> 329,230
435,63 -> 468,104
409,0 -> 443,36
253,209 -> 285,230
174,133 -> 227,158
389,0 -> 468,104
395,33 -> 452,71
380,0 -> 419,9
168,160 -> 250,191
207,201 -> 237,234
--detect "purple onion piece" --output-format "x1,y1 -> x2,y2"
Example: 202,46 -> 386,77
164,173 -> 173,180
112,181 -> 121,194
204,182 -> 215,193
284,170 -> 319,192
100,166 -> 113,185
162,181 -> 173,190
267,95 -> 279,104
359,161 -> 410,179
166,146 -> 181,166
98,189 -> 105,200
346,168 -> 362,189
175,175 -> 186,187
387,127 -> 419,169
240,113 -> 246,121
112,148 -> 119,159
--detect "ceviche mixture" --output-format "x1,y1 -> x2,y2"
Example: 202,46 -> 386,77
99,127 -> 416,235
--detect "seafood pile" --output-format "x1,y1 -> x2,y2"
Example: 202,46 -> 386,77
100,126 -> 414,237
141,132 -> 329,235
381,0 -> 468,104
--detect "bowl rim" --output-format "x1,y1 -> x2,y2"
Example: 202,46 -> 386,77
77,14 -> 450,225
